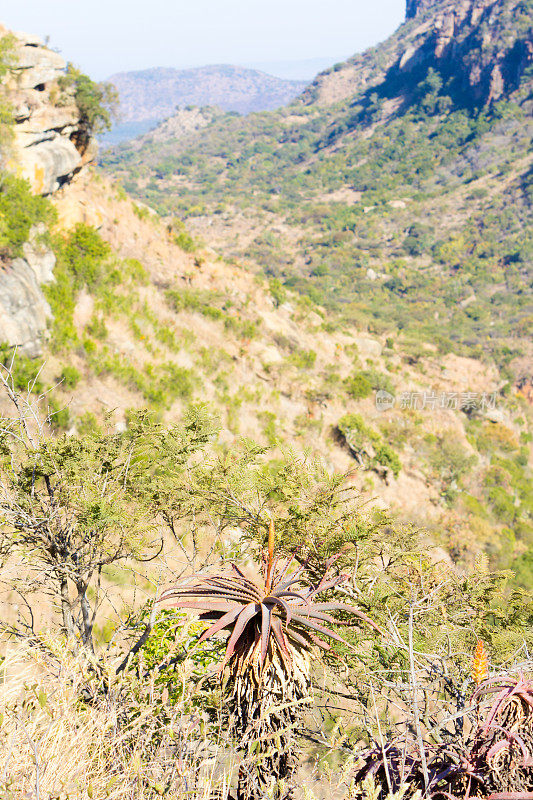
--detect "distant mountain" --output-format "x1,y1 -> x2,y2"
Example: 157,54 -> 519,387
108,65 -> 308,124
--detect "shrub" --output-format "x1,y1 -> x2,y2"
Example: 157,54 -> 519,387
345,369 -> 394,399
269,278 -> 287,307
338,413 -> 401,477
288,349 -> 317,370
0,344 -> 44,394
46,396 -> 71,431
59,365 -> 81,388
0,173 -> 55,258
60,224 -> 111,290
58,64 -> 118,136
344,373 -> 373,399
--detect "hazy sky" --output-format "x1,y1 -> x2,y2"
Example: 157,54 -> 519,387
0,0 -> 405,80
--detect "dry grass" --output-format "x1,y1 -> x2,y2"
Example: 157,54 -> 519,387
0,641 -> 236,800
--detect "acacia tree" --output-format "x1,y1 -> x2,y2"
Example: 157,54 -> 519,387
0,357 -> 214,650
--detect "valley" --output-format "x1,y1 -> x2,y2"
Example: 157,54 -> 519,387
0,3 -> 531,797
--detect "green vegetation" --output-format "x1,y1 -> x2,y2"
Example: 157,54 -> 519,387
44,223 -> 144,350
338,413 -> 401,477
0,173 -> 55,258
59,364 -> 81,388
102,0 -> 532,371
0,382 -> 530,799
344,368 -> 394,400
0,34 -> 15,148
0,342 -> 45,393
58,64 -> 118,136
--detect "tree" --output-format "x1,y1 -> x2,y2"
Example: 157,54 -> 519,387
58,64 -> 118,142
0,356 -> 213,650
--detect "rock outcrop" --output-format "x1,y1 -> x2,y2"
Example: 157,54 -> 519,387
406,0 -> 437,18
1,24 -> 96,195
304,0 -> 532,109
0,23 -> 96,354
0,225 -> 56,356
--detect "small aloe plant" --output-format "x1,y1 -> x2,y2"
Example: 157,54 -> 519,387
159,520 -> 382,800
353,645 -> 533,800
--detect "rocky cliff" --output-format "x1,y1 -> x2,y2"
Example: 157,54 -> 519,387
0,24 -> 95,195
303,0 -> 532,108
0,23 -> 95,354
406,0 -> 437,17
0,225 -> 55,357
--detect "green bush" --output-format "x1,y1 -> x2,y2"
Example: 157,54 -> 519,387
373,442 -> 401,477
45,225 -> 144,351
345,369 -> 394,400
46,396 -> 71,431
338,413 -> 401,477
0,173 -> 55,258
166,287 -> 225,318
58,64 -> 118,135
59,365 -> 81,388
61,224 -> 111,290
288,349 -> 317,370
269,278 -> 287,307
0,344 -> 44,394
344,373 -> 373,399
170,219 -> 196,252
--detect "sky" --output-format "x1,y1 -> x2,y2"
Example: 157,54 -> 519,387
0,0 -> 405,80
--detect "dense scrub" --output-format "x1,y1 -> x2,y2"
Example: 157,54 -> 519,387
0,374 -> 531,798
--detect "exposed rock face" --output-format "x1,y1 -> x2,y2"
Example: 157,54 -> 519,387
1,24 -> 96,195
406,0 -> 437,18
0,226 -> 55,356
305,0 -> 532,109
0,23 -> 96,353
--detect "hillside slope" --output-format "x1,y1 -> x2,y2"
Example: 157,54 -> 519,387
102,0 -> 532,381
0,18 -> 530,589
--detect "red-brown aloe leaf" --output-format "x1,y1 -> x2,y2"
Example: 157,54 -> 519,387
162,585 -> 252,601
198,581 -> 260,602
307,633 -> 333,651
273,555 -> 297,587
164,600 -> 240,614
285,626 -> 314,650
220,603 -> 260,671
264,595 -> 293,626
260,602 -> 272,665
197,606 -> 244,645
308,576 -> 346,598
276,566 -> 306,592
209,575 -> 261,596
482,685 -> 519,734
271,615 -> 291,658
290,614 -> 355,649
276,590 -> 309,604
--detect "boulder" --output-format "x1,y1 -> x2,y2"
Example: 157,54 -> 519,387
0,227 -> 56,357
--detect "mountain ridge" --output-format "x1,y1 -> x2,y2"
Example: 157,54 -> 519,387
108,64 -> 308,124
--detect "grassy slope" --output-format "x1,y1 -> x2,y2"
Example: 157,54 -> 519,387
0,168 -> 526,585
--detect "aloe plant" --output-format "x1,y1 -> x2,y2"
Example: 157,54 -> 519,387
353,671 -> 533,799
159,521 -> 382,799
